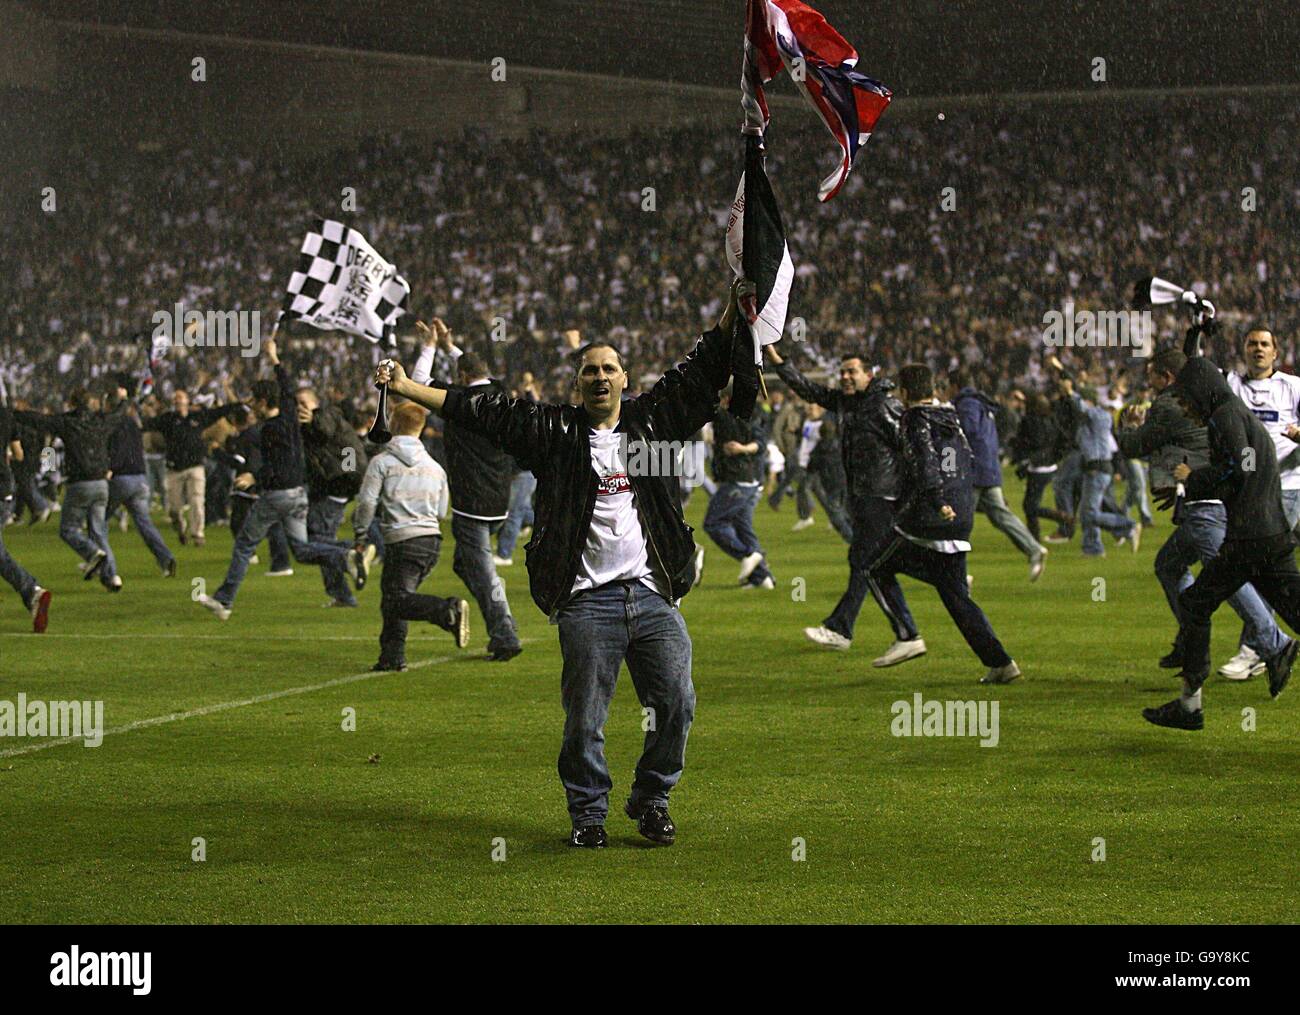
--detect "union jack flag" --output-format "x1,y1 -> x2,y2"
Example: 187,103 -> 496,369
742,0 -> 893,202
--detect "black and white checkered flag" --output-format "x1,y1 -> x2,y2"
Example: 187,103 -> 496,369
280,219 -> 410,343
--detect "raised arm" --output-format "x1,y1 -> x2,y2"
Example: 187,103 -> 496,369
764,344 -> 841,411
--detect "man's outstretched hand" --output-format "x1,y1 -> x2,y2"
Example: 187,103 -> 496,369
719,277 -> 757,333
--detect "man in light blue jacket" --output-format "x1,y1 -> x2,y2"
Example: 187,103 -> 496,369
1077,386 -> 1140,557
353,401 -> 469,671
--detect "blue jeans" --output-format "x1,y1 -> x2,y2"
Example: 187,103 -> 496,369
1155,501 -> 1287,659
702,482 -> 772,584
1080,468 -> 1134,555
108,474 -> 175,570
1052,451 -> 1082,521
555,581 -> 695,826
1122,458 -> 1153,524
451,513 -> 520,653
496,471 -> 536,560
214,487 -> 350,608
62,479 -> 117,582
309,495 -> 356,606
0,498 -> 37,606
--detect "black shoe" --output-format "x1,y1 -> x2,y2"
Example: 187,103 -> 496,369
371,661 -> 408,672
487,643 -> 522,662
1158,647 -> 1184,670
163,558 -> 178,578
1266,639 -> 1298,699
625,801 -> 676,846
1142,698 -> 1204,731
569,825 -> 607,848
82,549 -> 107,582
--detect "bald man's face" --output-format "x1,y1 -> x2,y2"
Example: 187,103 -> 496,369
1245,331 -> 1278,377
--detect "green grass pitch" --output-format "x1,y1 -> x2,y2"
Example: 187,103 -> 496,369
1,479 -> 1297,923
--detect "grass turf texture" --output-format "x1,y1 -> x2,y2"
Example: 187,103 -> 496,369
1,478 -> 1297,924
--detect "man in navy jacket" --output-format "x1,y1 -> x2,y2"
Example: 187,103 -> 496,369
950,370 -> 1047,581
866,364 -> 1020,684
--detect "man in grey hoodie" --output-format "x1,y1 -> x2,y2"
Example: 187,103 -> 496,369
353,401 -> 469,672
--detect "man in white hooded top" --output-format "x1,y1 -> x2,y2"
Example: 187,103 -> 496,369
352,401 -> 469,671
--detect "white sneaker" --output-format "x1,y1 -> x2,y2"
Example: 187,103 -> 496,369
1218,645 -> 1261,680
493,555 -> 513,567
743,576 -> 776,590
692,544 -> 705,588
804,625 -> 851,651
197,594 -> 231,621
792,517 -> 815,532
249,554 -> 260,566
872,637 -> 927,668
265,568 -> 294,578
1130,522 -> 1142,553
1028,551 -> 1046,583
980,660 -> 1022,685
737,551 -> 764,583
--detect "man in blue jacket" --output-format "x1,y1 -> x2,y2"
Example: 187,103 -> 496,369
866,364 -> 1020,684
950,370 -> 1047,581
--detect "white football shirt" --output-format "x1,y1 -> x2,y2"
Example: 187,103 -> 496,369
1227,370 -> 1300,490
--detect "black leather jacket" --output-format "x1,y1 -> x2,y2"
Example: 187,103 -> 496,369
773,360 -> 903,500
440,325 -> 731,614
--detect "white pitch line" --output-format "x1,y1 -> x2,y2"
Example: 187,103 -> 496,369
0,645 -> 505,759
1,632 -> 379,642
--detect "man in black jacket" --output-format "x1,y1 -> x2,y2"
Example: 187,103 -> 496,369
377,280 -> 745,848
14,390 -> 121,591
0,403 -> 51,631
765,345 -> 905,654
1143,357 -> 1300,730
412,341 -> 522,662
865,364 -> 1019,684
703,393 -> 773,588
143,390 -> 238,546
104,382 -> 178,578
298,388 -> 369,608
1118,348 -> 1286,679
197,338 -> 364,620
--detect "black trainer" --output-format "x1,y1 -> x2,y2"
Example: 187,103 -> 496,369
82,549 -> 107,582
1266,639 -> 1298,699
1158,646 -> 1183,670
625,801 -> 676,845
569,825 -> 607,848
371,661 -> 408,672
1142,698 -> 1204,731
488,643 -> 522,662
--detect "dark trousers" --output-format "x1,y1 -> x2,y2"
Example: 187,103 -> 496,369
807,468 -> 854,542
867,536 -> 1012,668
379,535 -> 460,667
1023,471 -> 1058,542
1178,533 -> 1300,687
825,495 -> 897,639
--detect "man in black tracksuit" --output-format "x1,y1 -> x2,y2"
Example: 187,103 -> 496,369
412,349 -> 521,661
764,345 -> 904,652
865,364 -> 1019,683
379,280 -> 745,848
1143,357 -> 1300,730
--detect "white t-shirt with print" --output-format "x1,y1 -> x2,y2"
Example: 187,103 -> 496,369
571,428 -> 665,596
1227,370 -> 1300,490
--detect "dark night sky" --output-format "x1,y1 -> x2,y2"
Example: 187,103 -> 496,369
25,0 -> 1300,97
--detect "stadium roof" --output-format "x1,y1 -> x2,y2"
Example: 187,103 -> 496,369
26,0 -> 1300,98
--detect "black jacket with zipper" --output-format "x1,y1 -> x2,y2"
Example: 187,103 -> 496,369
12,408 -> 112,484
1177,357 -> 1289,543
440,379 -> 516,519
896,402 -> 976,543
440,324 -> 731,614
772,359 -> 903,502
